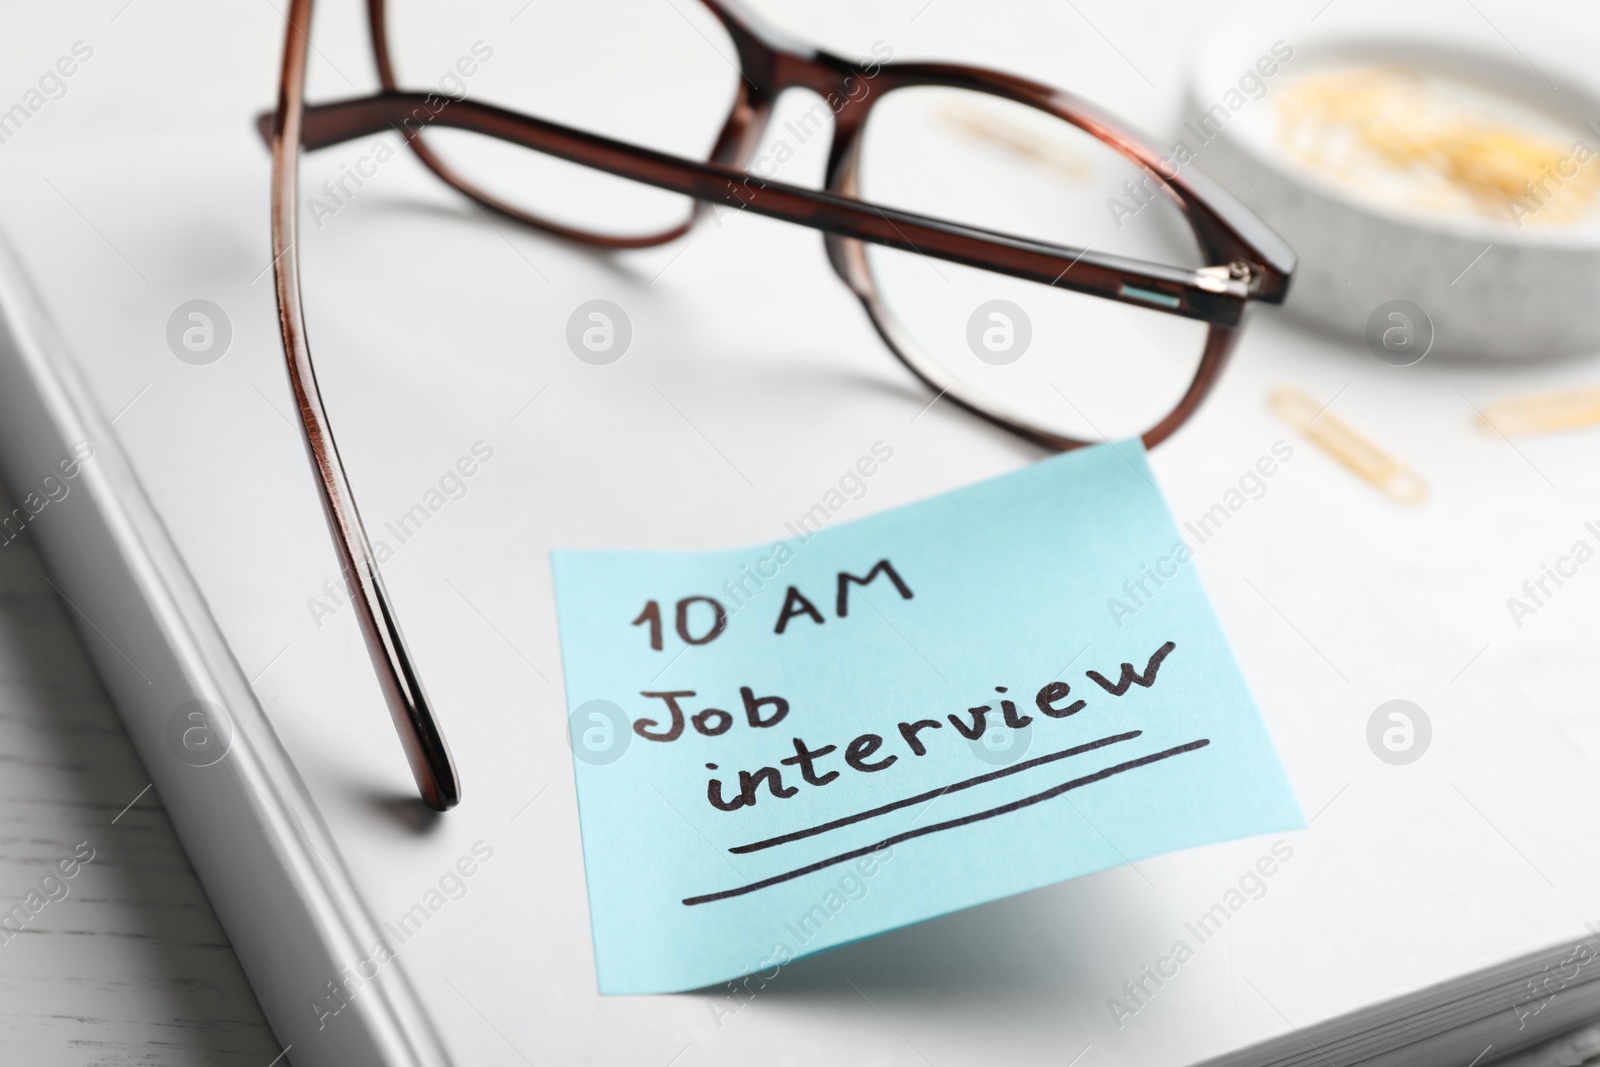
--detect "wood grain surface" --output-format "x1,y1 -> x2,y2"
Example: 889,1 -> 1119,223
0,514 -> 283,1065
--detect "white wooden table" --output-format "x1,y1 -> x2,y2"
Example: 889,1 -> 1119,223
0,515 -> 279,1064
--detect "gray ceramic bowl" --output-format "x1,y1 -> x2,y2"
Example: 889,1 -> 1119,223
1186,8 -> 1600,360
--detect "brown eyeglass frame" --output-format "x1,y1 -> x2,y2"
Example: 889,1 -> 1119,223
266,0 -> 1296,812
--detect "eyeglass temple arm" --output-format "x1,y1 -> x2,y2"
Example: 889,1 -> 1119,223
255,94 -> 1273,326
271,4 -> 459,812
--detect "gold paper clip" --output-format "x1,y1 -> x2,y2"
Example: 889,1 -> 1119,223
938,104 -> 1092,183
1270,386 -> 1428,504
1475,388 -> 1600,436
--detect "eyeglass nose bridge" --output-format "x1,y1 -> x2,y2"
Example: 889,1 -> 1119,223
703,2 -> 889,292
707,0 -> 881,172
720,60 -> 883,296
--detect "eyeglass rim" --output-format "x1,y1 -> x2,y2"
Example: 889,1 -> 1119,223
820,78 -> 1247,452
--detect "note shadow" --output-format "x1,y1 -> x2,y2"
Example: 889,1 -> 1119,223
692,879 -> 1106,1003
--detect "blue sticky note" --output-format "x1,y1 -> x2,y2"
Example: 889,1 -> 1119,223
551,442 -> 1302,995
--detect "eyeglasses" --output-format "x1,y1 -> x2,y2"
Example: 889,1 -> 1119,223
265,0 -> 1297,811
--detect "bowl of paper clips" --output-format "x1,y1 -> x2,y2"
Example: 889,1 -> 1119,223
1186,9 -> 1600,361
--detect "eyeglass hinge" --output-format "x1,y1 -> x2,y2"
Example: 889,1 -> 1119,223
1195,261 -> 1263,297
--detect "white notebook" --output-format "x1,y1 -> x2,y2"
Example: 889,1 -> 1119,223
6,13 -> 1600,1067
